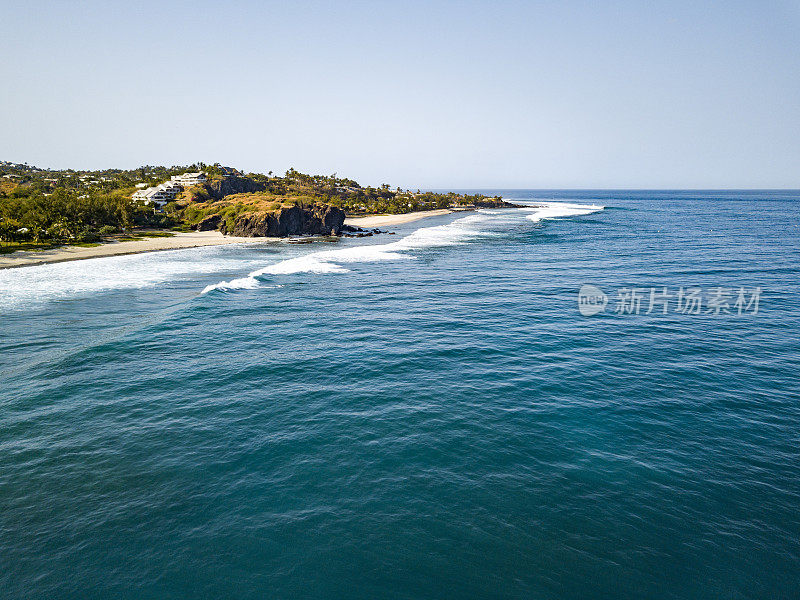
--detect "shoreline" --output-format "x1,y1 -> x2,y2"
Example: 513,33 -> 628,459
344,208 -> 453,228
0,209 -> 455,269
0,231 -> 278,270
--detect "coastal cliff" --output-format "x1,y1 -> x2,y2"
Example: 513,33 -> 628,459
205,176 -> 266,200
184,177 -> 344,237
0,161 -> 517,250
220,203 -> 345,237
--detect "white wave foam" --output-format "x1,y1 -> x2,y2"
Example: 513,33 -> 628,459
201,242 -> 410,294
257,256 -> 350,275
0,245 -> 267,311
202,204 -> 605,294
200,215 -> 489,294
1,204 -> 608,307
201,276 -> 262,294
314,245 -> 409,264
521,201 -> 604,222
200,278 -> 285,294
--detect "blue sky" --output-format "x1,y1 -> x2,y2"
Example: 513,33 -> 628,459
2,0 -> 799,188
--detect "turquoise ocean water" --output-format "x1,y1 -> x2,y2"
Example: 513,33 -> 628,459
1,191 -> 799,598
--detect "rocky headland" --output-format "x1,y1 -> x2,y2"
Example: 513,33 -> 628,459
220,203 -> 345,237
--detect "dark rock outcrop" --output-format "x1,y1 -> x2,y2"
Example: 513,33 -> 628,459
340,225 -> 387,238
472,199 -> 525,209
205,176 -> 266,200
195,214 -> 222,231
220,203 -> 345,237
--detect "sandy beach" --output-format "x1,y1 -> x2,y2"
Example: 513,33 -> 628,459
0,231 -> 279,269
344,209 -> 452,228
0,210 -> 454,269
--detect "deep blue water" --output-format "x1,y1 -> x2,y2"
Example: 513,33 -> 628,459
1,191 -> 799,599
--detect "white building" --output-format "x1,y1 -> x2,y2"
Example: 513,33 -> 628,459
170,172 -> 208,187
133,172 -> 205,207
133,182 -> 182,206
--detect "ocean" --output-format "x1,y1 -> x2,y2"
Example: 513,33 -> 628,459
1,190 -> 798,599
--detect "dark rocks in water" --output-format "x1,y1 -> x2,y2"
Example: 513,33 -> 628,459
288,235 -> 339,244
341,224 -> 368,238
472,199 -> 525,209
340,226 -> 390,238
195,214 -> 222,231
221,203 -> 345,237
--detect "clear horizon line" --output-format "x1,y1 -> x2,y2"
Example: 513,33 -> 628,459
426,187 -> 800,192
4,160 -> 800,192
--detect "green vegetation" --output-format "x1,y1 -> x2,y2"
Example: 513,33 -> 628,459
115,231 -> 176,242
0,241 -> 56,255
173,168 -> 505,229
211,167 -> 503,216
0,161 -> 188,247
178,194 -> 300,230
1,160 -> 505,250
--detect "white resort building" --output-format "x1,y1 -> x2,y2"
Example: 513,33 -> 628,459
170,171 -> 208,187
133,172 -> 207,207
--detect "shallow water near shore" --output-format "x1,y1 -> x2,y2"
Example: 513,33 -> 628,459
1,190 -> 799,599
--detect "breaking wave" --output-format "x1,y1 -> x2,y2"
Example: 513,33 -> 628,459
201,203 -> 603,294
0,246 -> 264,311
521,201 -> 605,222
0,203 -> 606,307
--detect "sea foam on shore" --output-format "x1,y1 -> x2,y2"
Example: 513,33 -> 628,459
201,203 -> 604,294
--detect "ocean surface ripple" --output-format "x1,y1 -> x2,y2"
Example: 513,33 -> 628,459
1,191 -> 799,599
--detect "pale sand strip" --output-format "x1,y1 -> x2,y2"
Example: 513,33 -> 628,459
0,209 -> 456,269
0,231 -> 277,269
344,209 -> 452,228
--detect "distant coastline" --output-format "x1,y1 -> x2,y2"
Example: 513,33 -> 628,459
1,161 -> 511,252
344,208 -> 454,228
0,210 -> 455,269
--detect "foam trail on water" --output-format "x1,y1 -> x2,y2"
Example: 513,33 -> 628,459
522,201 -> 604,222
201,215 -> 485,294
0,245 -> 266,311
0,203 -> 605,307
201,204 -> 605,294
201,242 -> 408,293
201,276 -> 263,294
